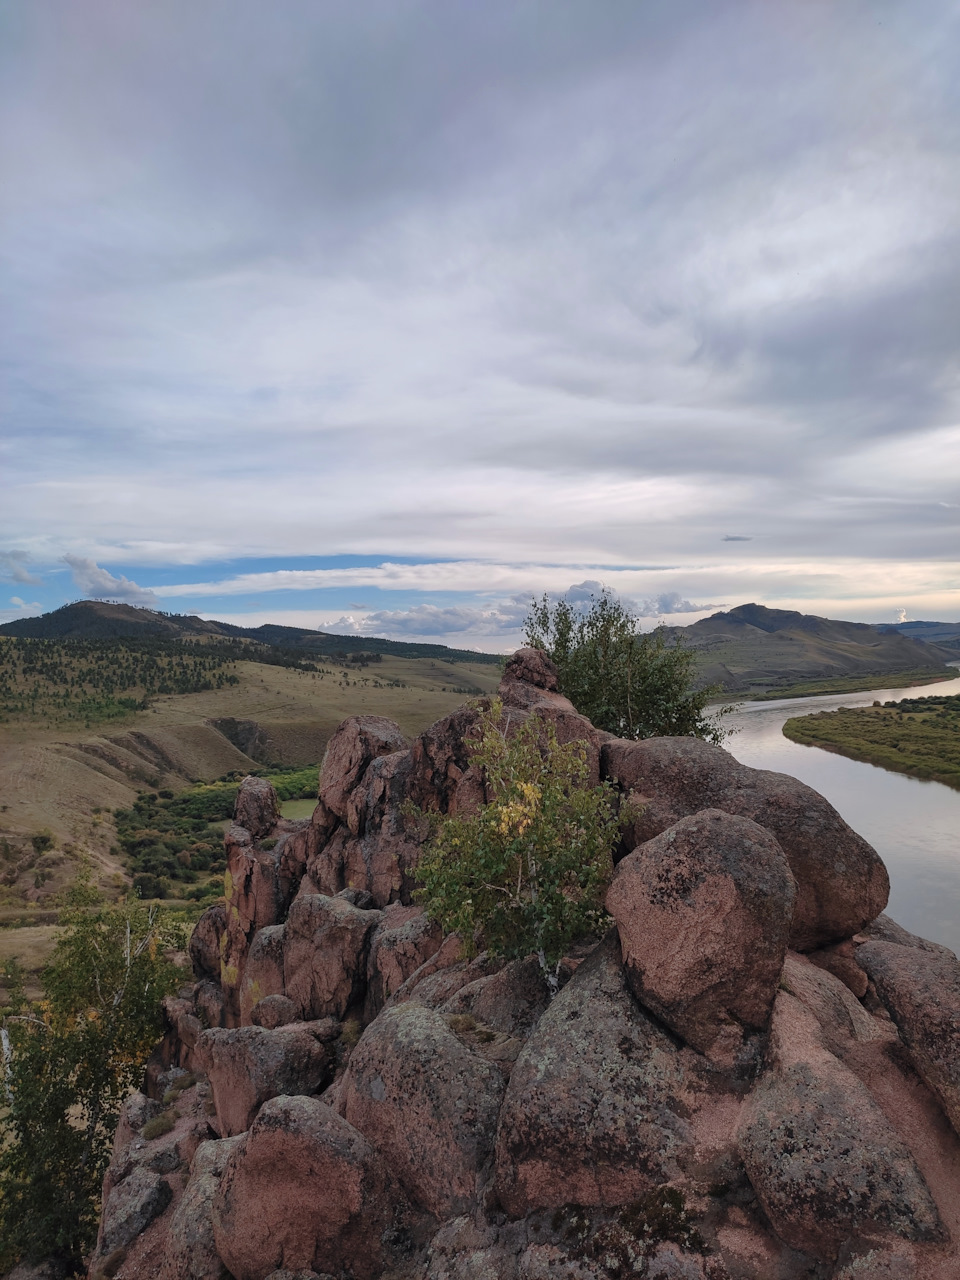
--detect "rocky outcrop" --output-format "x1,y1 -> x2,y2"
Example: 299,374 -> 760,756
856,941 -> 960,1135
282,892 -> 381,1020
200,1021 -> 338,1137
494,935 -> 690,1215
211,1096 -> 398,1280
339,1002 -> 506,1217
85,647 -> 960,1280
602,734 -> 890,949
607,809 -> 795,1063
737,992 -> 943,1261
318,714 -> 408,822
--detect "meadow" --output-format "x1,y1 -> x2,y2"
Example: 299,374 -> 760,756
782,691 -> 960,789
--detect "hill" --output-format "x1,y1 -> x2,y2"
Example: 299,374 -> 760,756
0,600 -> 502,664
672,602 -> 958,696
880,619 -> 960,649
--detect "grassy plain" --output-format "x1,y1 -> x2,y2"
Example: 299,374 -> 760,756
783,692 -> 960,789
0,641 -> 502,971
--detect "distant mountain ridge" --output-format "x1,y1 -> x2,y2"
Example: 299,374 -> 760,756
0,600 -> 502,665
669,602 -> 958,694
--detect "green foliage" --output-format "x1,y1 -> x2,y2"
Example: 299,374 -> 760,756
0,883 -> 184,1271
524,589 -> 726,742
415,700 -> 618,975
783,692 -> 960,789
141,1110 -> 177,1140
112,764 -> 317,890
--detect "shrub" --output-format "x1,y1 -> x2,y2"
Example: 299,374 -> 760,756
142,1110 -> 178,1140
524,589 -> 727,742
414,700 -> 618,984
0,883 -> 184,1271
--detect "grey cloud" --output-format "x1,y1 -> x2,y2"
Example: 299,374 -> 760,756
0,551 -> 42,585
359,601 -> 530,637
356,583 -> 720,639
63,556 -> 158,607
2,1 -> 958,591
723,535 -> 752,542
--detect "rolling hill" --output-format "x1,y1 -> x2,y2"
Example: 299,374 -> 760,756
0,600 -> 502,663
672,603 -> 958,695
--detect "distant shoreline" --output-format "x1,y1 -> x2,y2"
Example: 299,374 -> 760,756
714,668 -> 958,705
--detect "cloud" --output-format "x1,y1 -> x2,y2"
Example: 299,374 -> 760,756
9,596 -> 42,614
723,535 -> 753,542
333,582 -> 721,640
0,552 -> 42,585
2,4 -> 959,623
63,556 -> 159,606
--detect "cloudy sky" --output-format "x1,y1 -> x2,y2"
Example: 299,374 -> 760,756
2,1 -> 958,649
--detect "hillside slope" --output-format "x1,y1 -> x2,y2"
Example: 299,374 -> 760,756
0,600 -> 501,663
675,603 -> 957,694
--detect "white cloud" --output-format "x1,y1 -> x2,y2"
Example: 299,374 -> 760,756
0,552 -> 42,586
63,556 -> 158,607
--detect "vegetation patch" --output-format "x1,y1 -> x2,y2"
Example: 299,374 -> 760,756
415,699 -> 618,984
748,669 -> 956,701
783,692 -> 960,789
113,764 -> 319,897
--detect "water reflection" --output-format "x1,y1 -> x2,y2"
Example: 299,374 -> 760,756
719,670 -> 960,954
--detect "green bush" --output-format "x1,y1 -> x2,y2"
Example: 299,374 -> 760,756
525,589 -> 727,742
415,700 -> 618,983
0,883 -> 184,1272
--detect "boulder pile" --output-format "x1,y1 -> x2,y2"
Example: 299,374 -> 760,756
88,650 -> 960,1280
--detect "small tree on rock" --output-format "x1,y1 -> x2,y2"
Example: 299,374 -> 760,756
524,588 -> 727,742
415,700 -> 619,986
0,883 -> 184,1273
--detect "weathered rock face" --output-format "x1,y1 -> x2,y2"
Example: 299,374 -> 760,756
200,1022 -> 337,1137
318,714 -> 408,822
155,1137 -> 242,1280
339,1001 -> 506,1218
189,902 -> 226,983
364,902 -> 443,1021
494,935 -> 690,1216
737,992 -> 942,1261
239,922 -> 286,1024
234,774 -> 281,838
856,940 -> 960,1137
602,735 -> 889,949
282,892 -> 381,1020
607,809 -> 795,1063
211,1096 -> 397,1280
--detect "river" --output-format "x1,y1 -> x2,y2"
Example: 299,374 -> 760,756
719,669 -> 960,954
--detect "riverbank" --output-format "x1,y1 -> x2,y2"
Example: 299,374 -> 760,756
783,691 -> 960,791
735,667 -> 957,701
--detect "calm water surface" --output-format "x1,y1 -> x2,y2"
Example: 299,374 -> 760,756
719,669 -> 960,954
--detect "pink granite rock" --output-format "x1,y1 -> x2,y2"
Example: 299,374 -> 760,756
806,938 -> 869,999
602,735 -> 889,949
737,991 -> 942,1261
212,1096 -> 396,1280
364,902 -> 443,1020
608,810 -> 795,1062
856,940 -> 960,1137
318,715 -> 407,822
189,903 -> 227,983
494,935 -> 689,1216
251,993 -> 299,1030
239,923 -> 286,1024
339,1001 -> 505,1217
199,1022 -> 336,1137
234,775 -> 281,839
440,954 -> 551,1038
283,892 -> 381,1019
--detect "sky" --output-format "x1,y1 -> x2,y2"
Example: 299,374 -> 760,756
2,0 -> 958,651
